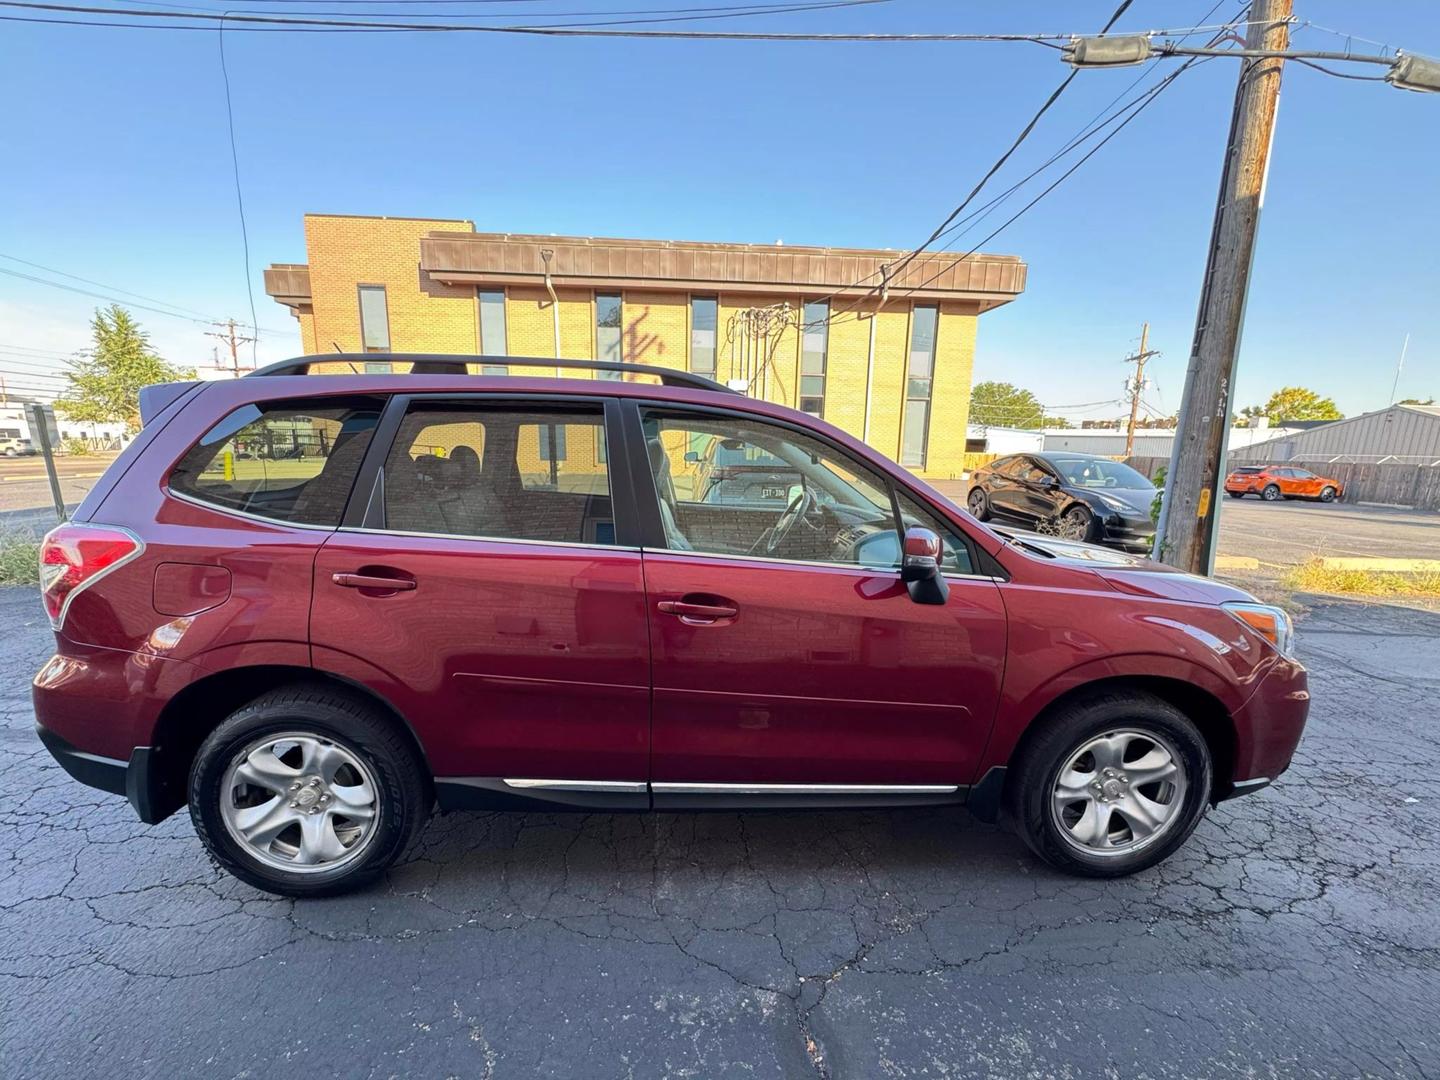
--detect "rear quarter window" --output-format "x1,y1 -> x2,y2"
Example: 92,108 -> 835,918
168,397 -> 383,526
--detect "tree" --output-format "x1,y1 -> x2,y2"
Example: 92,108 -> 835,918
970,381 -> 1047,429
1255,386 -> 1342,423
55,306 -> 195,432
1399,397 -> 1435,406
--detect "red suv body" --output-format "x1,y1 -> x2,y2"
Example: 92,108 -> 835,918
33,357 -> 1309,895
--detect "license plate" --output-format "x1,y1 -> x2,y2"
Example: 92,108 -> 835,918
761,485 -> 786,500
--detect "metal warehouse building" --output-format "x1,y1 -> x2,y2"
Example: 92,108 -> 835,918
1229,403 -> 1440,464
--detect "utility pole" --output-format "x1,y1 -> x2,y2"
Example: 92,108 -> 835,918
1122,322 -> 1158,459
205,319 -> 257,378
1155,0 -> 1290,573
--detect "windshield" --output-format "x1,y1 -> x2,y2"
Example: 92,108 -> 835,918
1046,457 -> 1153,490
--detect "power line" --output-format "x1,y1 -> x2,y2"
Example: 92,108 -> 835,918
0,251 -> 225,321
0,265 -> 221,324
0,2 -> 1078,37
205,0 -> 886,22
217,17 -> 260,366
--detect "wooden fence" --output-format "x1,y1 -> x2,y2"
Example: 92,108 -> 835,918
1125,456 -> 1440,511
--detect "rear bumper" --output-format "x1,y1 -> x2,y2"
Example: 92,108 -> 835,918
35,723 -> 172,825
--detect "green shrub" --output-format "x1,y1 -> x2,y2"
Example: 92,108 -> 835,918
0,534 -> 40,586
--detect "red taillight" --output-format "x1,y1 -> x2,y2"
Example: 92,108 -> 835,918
39,523 -> 143,629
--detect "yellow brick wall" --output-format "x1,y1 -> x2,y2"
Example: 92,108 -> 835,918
823,304 -> 873,438
924,304 -> 979,479
305,214 -> 475,355
504,285 -> 560,377
864,305 -> 913,459
291,216 -> 987,478
556,287 -> 594,360
296,311 -> 318,355
622,291 -> 687,372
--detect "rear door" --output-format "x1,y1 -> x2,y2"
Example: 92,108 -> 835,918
309,394 -> 651,804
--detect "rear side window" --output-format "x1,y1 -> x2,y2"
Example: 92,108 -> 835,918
381,403 -> 614,544
168,398 -> 383,526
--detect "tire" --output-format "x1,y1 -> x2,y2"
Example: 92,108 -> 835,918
189,686 -> 429,897
1319,486 -> 1337,503
1056,505 -> 1094,543
1005,690 -> 1212,878
1227,490 -> 1245,499
967,487 -> 990,522
1261,484 -> 1282,502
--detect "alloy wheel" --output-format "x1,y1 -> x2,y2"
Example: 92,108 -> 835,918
968,490 -> 987,517
219,732 -> 381,873
1055,508 -> 1091,541
1049,729 -> 1188,857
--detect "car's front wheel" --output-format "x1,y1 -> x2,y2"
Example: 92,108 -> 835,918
967,487 -> 990,521
1055,505 -> 1094,542
1319,486 -> 1337,503
1006,691 -> 1212,877
189,686 -> 429,897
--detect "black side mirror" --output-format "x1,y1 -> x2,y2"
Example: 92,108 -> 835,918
900,527 -> 950,605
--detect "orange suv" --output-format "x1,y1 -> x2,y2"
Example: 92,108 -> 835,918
1225,465 -> 1342,503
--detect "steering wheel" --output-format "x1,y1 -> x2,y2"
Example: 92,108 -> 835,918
755,487 -> 815,556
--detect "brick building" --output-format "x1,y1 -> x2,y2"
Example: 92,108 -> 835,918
264,213 -> 1026,479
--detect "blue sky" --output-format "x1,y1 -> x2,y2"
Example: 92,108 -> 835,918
1,0 -> 1436,420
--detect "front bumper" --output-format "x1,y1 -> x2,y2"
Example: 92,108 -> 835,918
35,724 -> 171,824
1098,512 -> 1156,553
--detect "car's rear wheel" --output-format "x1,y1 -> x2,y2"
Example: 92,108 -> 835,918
1261,484 -> 1282,502
1055,505 -> 1094,542
1228,490 -> 1245,499
967,488 -> 990,521
189,686 -> 429,897
1319,486 -> 1337,503
1006,691 -> 1212,877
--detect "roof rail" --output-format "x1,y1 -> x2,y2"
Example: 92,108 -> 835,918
246,353 -> 737,394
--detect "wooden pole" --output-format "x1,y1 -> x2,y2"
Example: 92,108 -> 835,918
1156,0 -> 1290,572
1123,322 -> 1151,460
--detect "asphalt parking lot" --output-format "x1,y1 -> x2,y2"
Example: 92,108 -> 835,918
3,585 -> 1439,1078
1217,497 -> 1440,567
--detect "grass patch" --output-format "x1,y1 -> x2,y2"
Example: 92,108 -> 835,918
1283,558 -> 1440,599
0,531 -> 40,586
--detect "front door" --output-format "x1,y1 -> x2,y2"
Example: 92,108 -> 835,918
310,396 -> 651,805
633,405 -> 1007,803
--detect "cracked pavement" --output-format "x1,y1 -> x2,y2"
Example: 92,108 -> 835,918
3,586 -> 1438,1078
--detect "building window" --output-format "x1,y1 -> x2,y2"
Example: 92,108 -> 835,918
538,423 -> 567,462
691,297 -> 718,378
358,285 -> 390,353
478,289 -> 507,375
596,294 -> 623,379
901,305 -> 938,468
800,301 -> 828,416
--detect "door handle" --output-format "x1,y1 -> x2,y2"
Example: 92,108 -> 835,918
332,572 -> 417,592
657,599 -> 737,625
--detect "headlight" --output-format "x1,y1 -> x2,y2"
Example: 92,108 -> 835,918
1222,601 -> 1296,656
1095,492 -> 1132,513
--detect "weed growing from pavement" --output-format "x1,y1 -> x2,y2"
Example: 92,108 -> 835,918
1284,558 -> 1440,599
0,533 -> 40,586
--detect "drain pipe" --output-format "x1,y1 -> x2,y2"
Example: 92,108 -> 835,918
540,248 -> 561,375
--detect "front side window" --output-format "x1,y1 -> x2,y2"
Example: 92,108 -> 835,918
595,294 -> 623,379
901,305 -> 938,468
169,398 -> 383,526
381,404 -> 613,544
642,409 -> 908,569
478,290 -> 507,374
358,285 -> 390,352
800,301 -> 829,416
1046,457 -> 1153,489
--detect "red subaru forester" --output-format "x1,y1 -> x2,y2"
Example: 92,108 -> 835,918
33,356 -> 1309,896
